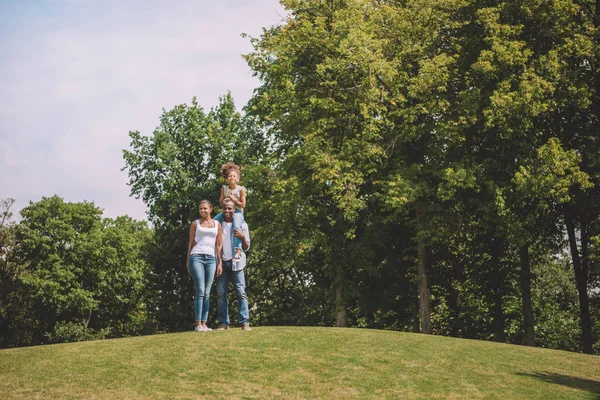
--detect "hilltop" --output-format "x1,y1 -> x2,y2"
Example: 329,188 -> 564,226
1,327 -> 599,399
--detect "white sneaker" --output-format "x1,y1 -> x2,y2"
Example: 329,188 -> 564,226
241,323 -> 252,331
204,326 -> 212,331
194,325 -> 203,332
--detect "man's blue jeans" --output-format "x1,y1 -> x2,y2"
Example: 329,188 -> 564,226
217,260 -> 249,325
188,254 -> 216,322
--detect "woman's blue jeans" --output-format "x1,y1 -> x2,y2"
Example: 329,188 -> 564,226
188,254 -> 216,322
213,209 -> 244,250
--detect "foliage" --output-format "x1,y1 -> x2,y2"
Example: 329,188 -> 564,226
4,0 -> 598,355
0,196 -> 152,347
242,0 -> 600,351
123,94 -> 260,331
122,0 -> 600,354
45,321 -> 111,344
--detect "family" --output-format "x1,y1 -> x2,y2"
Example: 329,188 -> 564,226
185,162 -> 252,332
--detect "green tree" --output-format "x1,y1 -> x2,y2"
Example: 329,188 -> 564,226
469,0 -> 600,353
246,0 -> 471,331
427,0 -> 598,351
123,94 -> 255,331
119,0 -> 600,353
96,216 -> 153,337
6,196 -> 151,346
0,198 -> 30,347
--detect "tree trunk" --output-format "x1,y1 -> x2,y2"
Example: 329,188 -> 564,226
334,262 -> 346,327
491,240 -> 505,342
519,245 -> 536,346
565,213 -> 593,354
448,261 -> 465,337
416,207 -> 431,334
493,288 -> 505,342
335,283 -> 346,327
84,309 -> 93,331
448,216 -> 466,337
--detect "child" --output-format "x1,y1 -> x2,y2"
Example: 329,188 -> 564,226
213,162 -> 246,262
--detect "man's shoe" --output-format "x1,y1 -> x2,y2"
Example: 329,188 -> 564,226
216,323 -> 229,330
241,323 -> 252,331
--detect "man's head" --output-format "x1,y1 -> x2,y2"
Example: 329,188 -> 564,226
222,198 -> 235,222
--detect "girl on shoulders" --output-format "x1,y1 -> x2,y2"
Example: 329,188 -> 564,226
213,162 -> 246,262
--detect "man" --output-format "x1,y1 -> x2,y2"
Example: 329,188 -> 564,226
216,198 -> 252,330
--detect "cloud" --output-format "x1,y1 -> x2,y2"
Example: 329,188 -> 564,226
0,0 -> 285,221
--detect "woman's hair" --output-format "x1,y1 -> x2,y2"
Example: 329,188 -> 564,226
221,162 -> 241,180
198,199 -> 212,208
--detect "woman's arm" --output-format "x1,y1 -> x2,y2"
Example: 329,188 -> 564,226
186,221 -> 196,274
215,223 -> 223,276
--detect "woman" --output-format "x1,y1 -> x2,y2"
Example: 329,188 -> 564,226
186,199 -> 222,331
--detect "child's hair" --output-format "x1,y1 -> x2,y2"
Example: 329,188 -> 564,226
221,162 -> 241,180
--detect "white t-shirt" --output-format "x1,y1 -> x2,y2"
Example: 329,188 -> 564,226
222,222 -> 233,261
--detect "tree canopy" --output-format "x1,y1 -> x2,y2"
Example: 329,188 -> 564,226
3,0 -> 599,355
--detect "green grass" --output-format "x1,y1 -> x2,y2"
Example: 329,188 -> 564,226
1,327 -> 599,399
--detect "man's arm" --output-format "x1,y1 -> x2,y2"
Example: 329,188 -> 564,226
234,223 -> 250,251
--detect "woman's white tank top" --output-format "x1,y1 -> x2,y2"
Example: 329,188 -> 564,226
190,219 -> 218,256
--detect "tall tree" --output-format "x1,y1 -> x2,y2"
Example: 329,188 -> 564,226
246,0 -> 390,326
246,0 -> 470,332
123,94 -> 253,331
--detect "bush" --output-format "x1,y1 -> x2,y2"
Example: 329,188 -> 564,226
45,321 -> 111,344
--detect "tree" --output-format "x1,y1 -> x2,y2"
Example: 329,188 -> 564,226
0,198 -> 28,347
4,196 -> 151,346
123,94 -> 254,331
246,0 -> 471,331
121,0 -> 600,353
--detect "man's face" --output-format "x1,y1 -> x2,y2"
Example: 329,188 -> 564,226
222,202 -> 235,222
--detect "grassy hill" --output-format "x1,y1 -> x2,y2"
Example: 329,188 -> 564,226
1,326 -> 599,399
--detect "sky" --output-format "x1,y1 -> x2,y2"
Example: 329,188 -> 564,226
0,0 -> 285,221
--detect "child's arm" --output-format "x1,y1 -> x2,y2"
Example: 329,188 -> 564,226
219,186 -> 225,207
237,187 -> 247,209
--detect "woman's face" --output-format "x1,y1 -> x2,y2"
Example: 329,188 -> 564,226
199,203 -> 212,218
227,170 -> 239,186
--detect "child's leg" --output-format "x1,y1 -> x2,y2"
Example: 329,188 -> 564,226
233,210 -> 244,250
213,212 -> 224,222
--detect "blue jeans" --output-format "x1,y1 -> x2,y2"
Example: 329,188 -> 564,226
213,209 -> 244,250
188,254 -> 216,322
217,260 -> 249,325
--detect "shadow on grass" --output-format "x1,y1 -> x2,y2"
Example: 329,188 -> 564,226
518,371 -> 600,398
